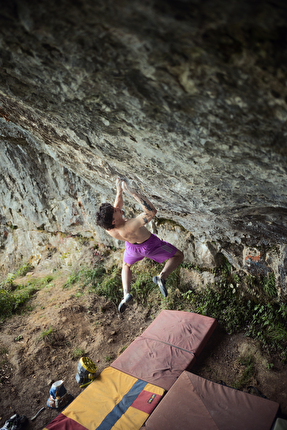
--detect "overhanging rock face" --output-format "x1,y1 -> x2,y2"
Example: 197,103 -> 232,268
0,0 -> 287,290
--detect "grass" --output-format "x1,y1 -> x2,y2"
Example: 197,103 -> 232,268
234,355 -> 256,389
181,262 -> 287,361
131,272 -> 156,305
2,253 -> 286,363
71,348 -> 86,360
64,264 -> 123,304
59,258 -> 287,362
118,345 -> 128,354
0,282 -> 39,320
64,267 -> 106,289
0,265 -> 55,321
1,263 -> 34,287
96,267 -> 122,303
38,326 -> 56,343
263,273 -> 277,297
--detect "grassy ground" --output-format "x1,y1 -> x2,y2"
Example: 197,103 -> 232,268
1,247 -> 287,364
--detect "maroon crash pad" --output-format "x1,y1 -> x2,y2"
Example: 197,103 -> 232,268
111,310 -> 217,391
144,371 -> 279,430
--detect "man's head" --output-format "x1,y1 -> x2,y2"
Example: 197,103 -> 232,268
96,203 -> 115,230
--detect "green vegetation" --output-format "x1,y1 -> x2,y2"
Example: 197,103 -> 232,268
263,273 -> 277,297
181,262 -> 202,272
96,267 -> 122,302
64,265 -> 122,303
61,257 -> 287,361
1,253 -> 286,363
0,264 -> 54,321
71,348 -> 86,359
1,263 -> 33,288
118,345 -> 128,354
38,326 -> 56,343
131,272 -> 156,305
0,282 -> 38,320
64,266 -> 106,289
181,262 -> 287,361
234,355 -> 256,389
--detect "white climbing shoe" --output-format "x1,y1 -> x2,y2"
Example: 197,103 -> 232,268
118,293 -> 133,313
153,276 -> 168,297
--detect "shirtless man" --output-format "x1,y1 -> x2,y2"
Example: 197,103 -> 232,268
96,179 -> 184,312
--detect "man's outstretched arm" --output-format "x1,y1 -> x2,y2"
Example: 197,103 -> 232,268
122,181 -> 157,225
114,178 -> 123,209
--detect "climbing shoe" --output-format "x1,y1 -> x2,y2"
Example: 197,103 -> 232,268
118,293 -> 133,313
153,276 -> 168,297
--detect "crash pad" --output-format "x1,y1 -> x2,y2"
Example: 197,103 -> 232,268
143,371 -> 279,430
44,367 -> 164,430
111,310 -> 217,390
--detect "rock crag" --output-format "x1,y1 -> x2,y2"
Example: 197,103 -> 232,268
0,0 -> 287,294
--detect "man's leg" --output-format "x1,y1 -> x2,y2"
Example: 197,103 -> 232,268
122,262 -> 132,296
159,249 -> 184,280
118,262 -> 133,313
153,249 -> 184,297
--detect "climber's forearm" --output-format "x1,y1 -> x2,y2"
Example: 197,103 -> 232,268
114,190 -> 123,209
122,179 -> 157,219
131,190 -> 157,218
114,179 -> 123,209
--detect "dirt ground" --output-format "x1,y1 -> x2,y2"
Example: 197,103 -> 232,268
0,264 -> 287,429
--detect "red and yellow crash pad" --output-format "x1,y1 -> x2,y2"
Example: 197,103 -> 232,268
44,367 -> 164,430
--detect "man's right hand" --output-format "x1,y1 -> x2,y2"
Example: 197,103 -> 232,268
122,180 -> 136,195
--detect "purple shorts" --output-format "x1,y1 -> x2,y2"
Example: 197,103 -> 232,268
123,234 -> 177,265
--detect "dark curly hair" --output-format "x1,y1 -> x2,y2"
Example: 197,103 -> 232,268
96,203 -> 115,230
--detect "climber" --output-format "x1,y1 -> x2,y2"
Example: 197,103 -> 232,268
96,178 -> 184,312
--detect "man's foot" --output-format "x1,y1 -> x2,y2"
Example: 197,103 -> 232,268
118,293 -> 133,313
153,276 -> 168,297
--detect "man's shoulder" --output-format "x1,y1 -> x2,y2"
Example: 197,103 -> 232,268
123,217 -> 140,230
106,227 -> 126,241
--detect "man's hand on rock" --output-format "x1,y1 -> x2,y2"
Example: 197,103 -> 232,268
122,179 -> 136,196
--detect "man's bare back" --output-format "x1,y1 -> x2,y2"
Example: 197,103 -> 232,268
107,222 -> 151,244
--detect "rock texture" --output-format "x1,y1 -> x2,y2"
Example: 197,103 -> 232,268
0,0 -> 287,293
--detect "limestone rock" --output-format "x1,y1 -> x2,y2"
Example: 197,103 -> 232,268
0,0 -> 287,289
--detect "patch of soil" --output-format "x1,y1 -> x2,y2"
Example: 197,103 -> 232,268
192,327 -> 287,411
0,270 -> 154,429
0,267 -> 286,429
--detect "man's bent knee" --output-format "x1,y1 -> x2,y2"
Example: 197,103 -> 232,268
174,249 -> 184,261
